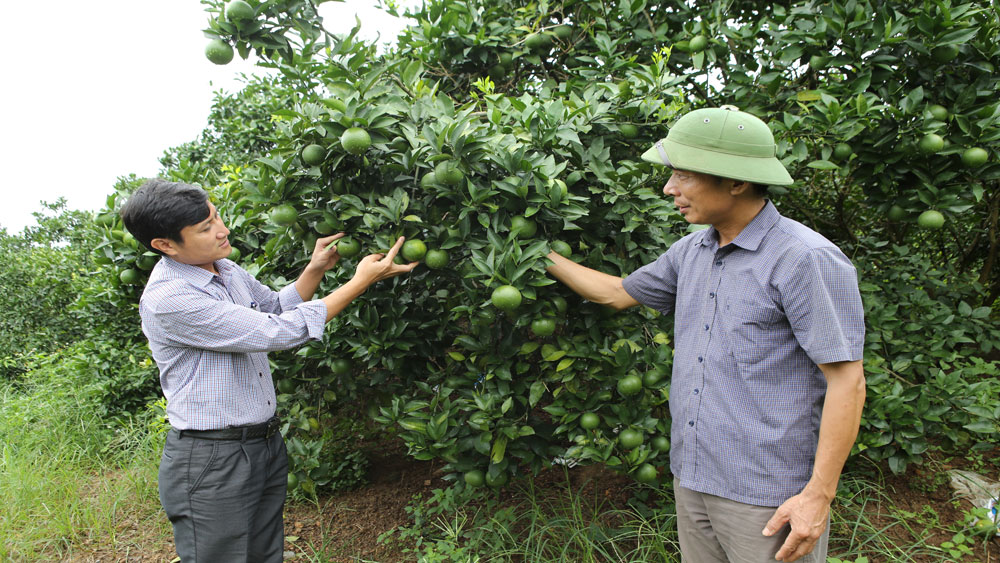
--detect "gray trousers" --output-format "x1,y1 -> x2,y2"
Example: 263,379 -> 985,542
159,428 -> 288,563
674,479 -> 829,563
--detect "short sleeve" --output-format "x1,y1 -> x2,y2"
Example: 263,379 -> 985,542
778,246 -> 865,365
622,246 -> 680,316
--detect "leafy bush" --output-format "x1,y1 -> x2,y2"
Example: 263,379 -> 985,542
83,0 -> 1000,487
0,201 -> 100,380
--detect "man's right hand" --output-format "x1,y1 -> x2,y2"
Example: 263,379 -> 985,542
352,236 -> 418,287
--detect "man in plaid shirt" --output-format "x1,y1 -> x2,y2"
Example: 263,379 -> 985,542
545,107 -> 866,563
121,179 -> 415,562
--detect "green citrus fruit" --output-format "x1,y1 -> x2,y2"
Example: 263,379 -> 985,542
530,318 -> 557,338
277,379 -> 296,394
551,240 -> 572,258
617,375 -> 643,396
287,472 -> 299,489
642,369 -> 664,387
401,239 -> 427,262
499,52 -> 513,68
652,436 -> 671,452
918,133 -> 945,154
340,127 -> 371,155
580,412 -> 600,430
832,143 -> 853,161
917,209 -> 945,229
420,171 -> 438,189
931,44 -> 959,63
434,160 -> 465,186
464,469 -> 485,487
618,428 -> 643,449
315,220 -> 336,235
488,64 -> 507,82
972,517 -> 997,538
336,237 -> 361,258
553,25 -> 573,40
225,0 -> 254,22
961,147 -> 988,168
688,35 -> 709,52
205,39 -> 234,65
269,204 -> 298,227
302,144 -> 326,166
424,249 -> 449,269
525,32 -> 553,52
927,104 -> 949,121
634,463 -> 658,483
136,253 -> 159,271
228,246 -> 241,261
330,358 -> 352,376
888,205 -> 907,222
119,269 -> 140,285
491,285 -> 523,311
510,216 -> 537,238
619,123 -> 639,138
485,471 -> 508,488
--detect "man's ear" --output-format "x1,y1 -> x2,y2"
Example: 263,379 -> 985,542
729,179 -> 753,196
150,238 -> 179,256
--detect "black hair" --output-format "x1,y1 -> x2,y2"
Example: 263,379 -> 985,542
120,179 -> 210,256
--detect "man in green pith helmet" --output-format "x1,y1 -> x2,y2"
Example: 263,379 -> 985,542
546,106 -> 866,563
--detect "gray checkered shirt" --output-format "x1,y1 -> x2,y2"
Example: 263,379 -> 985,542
140,257 -> 327,430
623,201 -> 864,506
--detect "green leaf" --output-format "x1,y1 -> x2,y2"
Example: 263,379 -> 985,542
807,160 -> 840,170
529,381 -> 545,407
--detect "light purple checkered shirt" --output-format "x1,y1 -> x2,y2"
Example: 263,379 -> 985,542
140,257 -> 327,430
623,201 -> 865,507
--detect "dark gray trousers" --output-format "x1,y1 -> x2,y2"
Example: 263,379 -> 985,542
159,428 -> 288,563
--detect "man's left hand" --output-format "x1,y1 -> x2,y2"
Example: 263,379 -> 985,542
762,491 -> 830,562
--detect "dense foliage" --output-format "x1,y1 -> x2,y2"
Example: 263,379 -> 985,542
78,0 -> 1000,493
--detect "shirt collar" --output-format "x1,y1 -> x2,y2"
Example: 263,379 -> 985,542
698,200 -> 780,252
161,256 -> 225,288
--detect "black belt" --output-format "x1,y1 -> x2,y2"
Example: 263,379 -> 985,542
177,416 -> 281,441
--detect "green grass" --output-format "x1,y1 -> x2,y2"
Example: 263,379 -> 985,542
0,353 -> 169,561
2,351 -> 995,562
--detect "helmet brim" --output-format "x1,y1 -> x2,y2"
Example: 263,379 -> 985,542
641,138 -> 794,186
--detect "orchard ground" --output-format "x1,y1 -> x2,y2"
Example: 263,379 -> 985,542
72,430 -> 1000,562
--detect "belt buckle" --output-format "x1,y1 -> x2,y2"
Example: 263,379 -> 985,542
265,417 -> 279,438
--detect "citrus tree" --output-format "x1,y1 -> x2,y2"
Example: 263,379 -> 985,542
91,0 -> 1000,490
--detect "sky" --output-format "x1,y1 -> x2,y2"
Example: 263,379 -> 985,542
0,1 -> 414,235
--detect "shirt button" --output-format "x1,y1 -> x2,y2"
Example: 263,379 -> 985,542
267,401 -> 271,405
693,388 -> 700,394
704,324 -> 709,331
259,372 -> 263,377
688,420 -> 695,427
709,292 -> 715,298
715,260 -> 723,266
698,356 -> 703,363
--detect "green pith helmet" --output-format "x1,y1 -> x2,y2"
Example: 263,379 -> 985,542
640,105 -> 793,186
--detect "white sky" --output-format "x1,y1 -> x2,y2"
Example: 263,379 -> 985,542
0,1 -> 414,235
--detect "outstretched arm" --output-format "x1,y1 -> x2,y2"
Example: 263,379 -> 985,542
545,251 -> 639,310
320,236 -> 417,322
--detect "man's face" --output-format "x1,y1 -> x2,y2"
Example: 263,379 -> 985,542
167,202 -> 231,270
662,169 -> 738,226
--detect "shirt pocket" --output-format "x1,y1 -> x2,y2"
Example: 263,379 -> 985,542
722,293 -> 784,365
